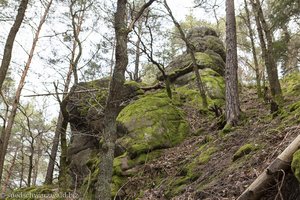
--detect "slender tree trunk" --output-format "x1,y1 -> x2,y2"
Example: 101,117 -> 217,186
250,0 -> 282,104
1,147 -> 18,194
19,136 -> 25,188
225,0 -> 240,125
281,24 -> 291,75
0,0 -> 52,186
45,0 -> 84,186
109,39 -> 116,78
44,113 -> 67,184
0,0 -> 29,91
57,1 -> 85,191
95,0 -> 156,198
164,0 -> 208,109
244,0 -> 262,98
45,55 -> 74,185
95,1 -> 128,198
58,118 -> 69,191
134,20 -> 143,82
27,142 -> 34,187
32,134 -> 42,186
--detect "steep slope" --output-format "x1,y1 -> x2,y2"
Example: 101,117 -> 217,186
115,82 -> 300,199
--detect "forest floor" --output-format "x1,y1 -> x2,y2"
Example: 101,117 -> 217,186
118,86 -> 300,200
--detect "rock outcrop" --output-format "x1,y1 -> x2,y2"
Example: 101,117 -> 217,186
158,26 -> 225,83
65,26 -> 226,197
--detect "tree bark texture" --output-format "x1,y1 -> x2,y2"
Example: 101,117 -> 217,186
95,0 -> 128,199
244,0 -> 262,98
225,0 -> 240,125
250,0 -> 282,103
95,0 -> 156,199
134,20 -> 143,82
0,0 -> 29,91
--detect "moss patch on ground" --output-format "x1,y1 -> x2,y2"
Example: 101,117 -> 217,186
232,143 -> 258,161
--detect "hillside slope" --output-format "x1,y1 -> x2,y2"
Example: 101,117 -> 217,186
114,80 -> 300,199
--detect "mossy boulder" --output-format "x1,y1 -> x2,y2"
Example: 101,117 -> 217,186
177,68 -> 225,98
233,143 -> 258,161
116,92 -> 189,158
188,35 -> 226,62
292,149 -> 300,183
186,26 -> 218,41
157,26 -> 225,83
158,52 -> 225,83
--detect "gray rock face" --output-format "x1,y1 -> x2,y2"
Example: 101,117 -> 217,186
186,26 -> 225,61
186,26 -> 218,39
66,79 -> 143,187
158,26 -> 226,83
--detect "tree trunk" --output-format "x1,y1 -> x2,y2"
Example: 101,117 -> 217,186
95,0 -> 156,198
0,0 -> 28,91
244,0 -> 262,98
32,134 -> 42,186
281,24 -> 291,75
45,1 -> 84,186
44,113 -> 67,184
238,134 -> 300,200
134,20 -> 143,82
0,0 -> 52,185
1,146 -> 18,194
27,138 -> 35,187
19,136 -> 25,188
95,1 -> 128,198
225,0 -> 240,125
250,0 -> 282,104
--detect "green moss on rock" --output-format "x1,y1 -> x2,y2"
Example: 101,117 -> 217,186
201,69 -> 225,100
116,92 -> 189,158
281,72 -> 300,96
292,149 -> 300,183
233,143 -> 258,161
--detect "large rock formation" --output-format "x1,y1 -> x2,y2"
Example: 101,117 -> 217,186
65,26 -> 226,198
158,26 -> 225,83
66,79 -> 143,186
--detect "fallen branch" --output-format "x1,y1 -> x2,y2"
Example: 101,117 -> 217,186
24,82 -> 166,98
237,134 -> 300,200
140,82 -> 164,91
22,89 -> 104,97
